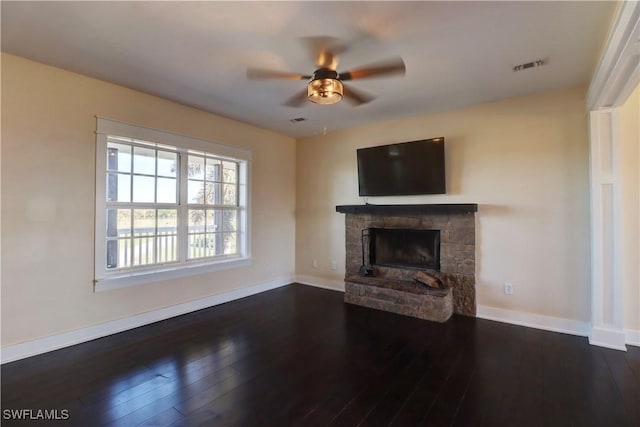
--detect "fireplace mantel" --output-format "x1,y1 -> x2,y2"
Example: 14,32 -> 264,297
336,203 -> 478,215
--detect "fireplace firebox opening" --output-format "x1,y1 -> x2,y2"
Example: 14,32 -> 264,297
369,228 -> 440,271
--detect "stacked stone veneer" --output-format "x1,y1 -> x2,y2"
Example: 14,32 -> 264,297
344,209 -> 476,318
345,275 -> 453,322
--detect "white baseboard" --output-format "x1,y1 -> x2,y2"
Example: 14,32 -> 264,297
477,305 -> 591,337
479,306 -> 631,351
589,326 -> 628,351
295,281 -> 637,350
1,277 -> 293,364
10,277 -> 629,363
299,279 -> 601,340
624,328 -> 640,347
295,275 -> 345,292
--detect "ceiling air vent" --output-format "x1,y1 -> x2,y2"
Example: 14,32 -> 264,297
289,117 -> 307,123
513,59 -> 546,72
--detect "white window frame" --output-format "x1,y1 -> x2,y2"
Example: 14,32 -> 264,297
94,117 -> 251,292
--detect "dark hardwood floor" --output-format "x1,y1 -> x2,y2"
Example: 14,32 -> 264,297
2,284 -> 639,426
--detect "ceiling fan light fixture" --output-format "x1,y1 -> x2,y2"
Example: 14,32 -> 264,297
307,78 -> 343,105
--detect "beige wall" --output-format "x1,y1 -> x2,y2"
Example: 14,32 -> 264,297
296,86 -> 591,322
619,84 -> 640,331
4,51 -> 627,348
1,53 -> 296,347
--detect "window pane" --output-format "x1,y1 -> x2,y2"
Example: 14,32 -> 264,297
133,146 -> 156,175
117,174 -> 132,202
223,184 -> 237,205
188,155 -> 204,179
107,173 -> 131,202
107,143 -> 132,173
107,238 -> 133,269
205,159 -> 221,181
132,237 -> 155,266
188,234 -> 207,259
133,209 -> 156,235
157,209 -> 177,264
213,233 -> 224,256
223,162 -> 237,183
106,240 -> 119,269
188,180 -> 204,204
204,182 -> 214,205
156,235 -> 177,263
206,235 -> 218,257
157,150 -> 177,177
224,233 -> 237,255
107,209 -> 132,268
107,210 -> 118,238
223,210 -> 237,232
207,209 -> 223,233
157,178 -> 177,203
188,209 -> 205,233
157,209 -> 177,232
133,176 -> 155,203
107,208 -> 131,238
205,210 -> 214,232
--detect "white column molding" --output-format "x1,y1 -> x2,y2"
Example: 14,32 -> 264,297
588,109 -> 627,351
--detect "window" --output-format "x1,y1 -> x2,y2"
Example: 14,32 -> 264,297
95,118 -> 250,291
185,153 -> 239,260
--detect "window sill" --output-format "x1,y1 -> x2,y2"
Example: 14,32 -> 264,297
94,257 -> 252,292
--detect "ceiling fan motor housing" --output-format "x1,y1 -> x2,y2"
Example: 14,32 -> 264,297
308,68 -> 343,104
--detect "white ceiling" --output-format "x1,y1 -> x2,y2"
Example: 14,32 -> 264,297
1,1 -> 616,138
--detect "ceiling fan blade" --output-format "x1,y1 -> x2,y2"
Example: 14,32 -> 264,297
301,36 -> 347,70
339,57 -> 406,81
283,89 -> 309,107
343,84 -> 376,106
247,68 -> 309,80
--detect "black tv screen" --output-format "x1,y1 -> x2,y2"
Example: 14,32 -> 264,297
357,138 -> 445,196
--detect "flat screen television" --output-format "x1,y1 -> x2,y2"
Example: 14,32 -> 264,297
357,137 -> 445,196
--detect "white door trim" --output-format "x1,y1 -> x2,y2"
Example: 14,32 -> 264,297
586,1 -> 639,351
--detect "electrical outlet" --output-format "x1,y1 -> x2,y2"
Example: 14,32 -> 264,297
331,260 -> 337,270
312,259 -> 318,269
504,282 -> 514,295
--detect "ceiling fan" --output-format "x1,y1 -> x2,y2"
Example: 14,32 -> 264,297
246,38 -> 406,107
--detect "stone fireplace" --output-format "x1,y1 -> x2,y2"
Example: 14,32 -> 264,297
336,204 -> 477,322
